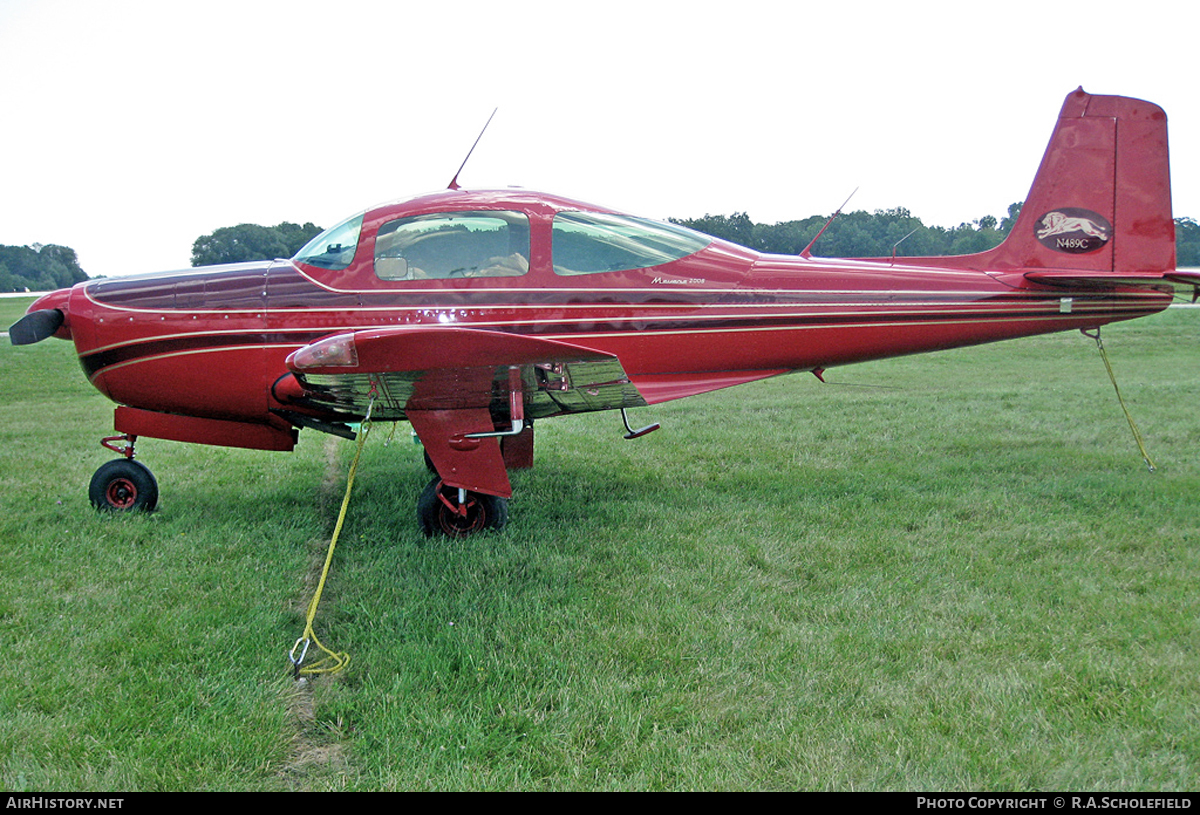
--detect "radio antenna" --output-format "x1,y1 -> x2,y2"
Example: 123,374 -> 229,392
448,108 -> 498,190
890,227 -> 919,263
799,188 -> 857,258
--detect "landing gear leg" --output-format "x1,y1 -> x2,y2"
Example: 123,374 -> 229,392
417,477 -> 507,537
90,434 -> 159,512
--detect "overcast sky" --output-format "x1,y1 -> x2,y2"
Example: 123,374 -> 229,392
2,0 -> 1196,279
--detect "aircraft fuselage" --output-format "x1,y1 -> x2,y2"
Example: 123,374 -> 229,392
45,230 -> 1171,433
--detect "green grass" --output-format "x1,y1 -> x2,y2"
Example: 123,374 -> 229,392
1,308 -> 1198,790
0,296 -> 37,330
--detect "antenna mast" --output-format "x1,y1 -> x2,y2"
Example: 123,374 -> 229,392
890,227 -> 919,263
447,108 -> 498,190
799,188 -> 857,258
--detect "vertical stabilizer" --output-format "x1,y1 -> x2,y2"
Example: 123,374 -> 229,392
914,88 -> 1175,275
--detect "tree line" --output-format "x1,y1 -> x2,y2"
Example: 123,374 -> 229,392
0,244 -> 87,293
673,207 -> 1200,266
4,208 -> 1200,291
675,208 -> 1200,265
189,222 -> 323,268
189,207 -> 1200,265
671,203 -> 1025,259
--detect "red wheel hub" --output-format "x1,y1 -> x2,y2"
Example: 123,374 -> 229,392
105,478 -> 138,509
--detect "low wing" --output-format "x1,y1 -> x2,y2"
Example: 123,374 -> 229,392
284,326 -> 646,420
282,327 -> 648,497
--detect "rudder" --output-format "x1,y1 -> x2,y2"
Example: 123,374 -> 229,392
915,88 -> 1175,275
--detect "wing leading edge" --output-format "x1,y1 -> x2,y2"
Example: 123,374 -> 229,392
285,326 -> 647,419
283,327 -> 649,496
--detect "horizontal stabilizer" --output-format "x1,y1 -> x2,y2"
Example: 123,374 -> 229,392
1024,270 -> 1190,288
1167,270 -> 1200,287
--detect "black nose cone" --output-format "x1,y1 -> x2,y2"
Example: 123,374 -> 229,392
9,308 -> 64,345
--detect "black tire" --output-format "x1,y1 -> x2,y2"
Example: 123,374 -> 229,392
417,477 -> 507,537
89,459 -> 159,512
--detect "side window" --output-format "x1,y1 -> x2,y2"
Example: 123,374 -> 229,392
552,211 -> 710,276
374,211 -> 530,280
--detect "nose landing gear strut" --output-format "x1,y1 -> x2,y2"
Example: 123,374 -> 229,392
89,434 -> 158,512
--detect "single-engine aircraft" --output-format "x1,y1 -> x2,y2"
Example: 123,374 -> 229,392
11,88 -> 1200,536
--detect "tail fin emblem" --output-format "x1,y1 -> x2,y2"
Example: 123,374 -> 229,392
1036,208 -> 1111,254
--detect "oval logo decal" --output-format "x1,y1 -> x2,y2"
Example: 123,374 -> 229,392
1035,208 -> 1111,254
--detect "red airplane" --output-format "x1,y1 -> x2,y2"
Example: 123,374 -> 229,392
11,88 -> 1199,536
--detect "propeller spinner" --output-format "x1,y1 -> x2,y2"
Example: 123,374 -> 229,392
9,308 -> 64,345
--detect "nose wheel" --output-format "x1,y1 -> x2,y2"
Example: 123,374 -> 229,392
89,458 -> 159,512
417,477 -> 507,537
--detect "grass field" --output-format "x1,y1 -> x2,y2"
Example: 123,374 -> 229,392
1,296 -> 1198,790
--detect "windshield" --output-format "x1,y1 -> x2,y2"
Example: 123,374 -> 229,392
293,212 -> 364,270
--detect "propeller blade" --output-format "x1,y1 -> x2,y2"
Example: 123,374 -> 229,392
9,308 -> 64,345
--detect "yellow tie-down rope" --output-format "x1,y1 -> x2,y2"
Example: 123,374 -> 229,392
289,390 -> 377,678
1082,328 -> 1156,473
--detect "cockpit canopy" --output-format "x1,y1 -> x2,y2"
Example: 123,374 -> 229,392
291,192 -> 715,283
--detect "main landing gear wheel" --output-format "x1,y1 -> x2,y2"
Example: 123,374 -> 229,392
89,459 -> 159,512
417,477 -> 507,538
